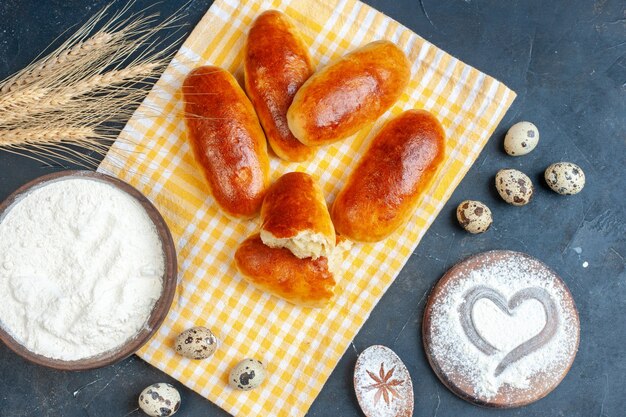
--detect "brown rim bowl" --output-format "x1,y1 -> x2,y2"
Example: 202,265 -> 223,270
0,170 -> 177,370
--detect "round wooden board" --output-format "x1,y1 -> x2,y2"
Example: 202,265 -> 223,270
422,250 -> 580,408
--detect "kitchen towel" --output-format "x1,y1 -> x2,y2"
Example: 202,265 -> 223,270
98,0 -> 516,415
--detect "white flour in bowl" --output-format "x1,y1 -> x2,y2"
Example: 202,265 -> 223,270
0,177 -> 164,360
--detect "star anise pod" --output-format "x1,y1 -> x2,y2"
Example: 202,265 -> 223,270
363,362 -> 404,406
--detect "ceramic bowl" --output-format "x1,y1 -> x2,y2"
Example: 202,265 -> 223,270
0,170 -> 177,370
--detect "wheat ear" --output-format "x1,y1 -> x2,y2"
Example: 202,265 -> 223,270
0,63 -> 161,123
0,33 -> 116,94
0,2 -> 186,167
0,126 -> 108,168
0,127 -> 96,146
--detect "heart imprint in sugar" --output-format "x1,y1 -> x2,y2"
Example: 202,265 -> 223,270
422,250 -> 579,408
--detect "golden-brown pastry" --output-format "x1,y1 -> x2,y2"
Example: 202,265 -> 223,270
286,40 -> 411,147
234,234 -> 335,308
260,172 -> 335,259
331,110 -> 445,242
183,66 -> 270,219
244,10 -> 317,162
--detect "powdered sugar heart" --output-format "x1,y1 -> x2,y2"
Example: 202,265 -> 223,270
424,251 -> 580,404
460,286 -> 559,376
472,297 -> 545,352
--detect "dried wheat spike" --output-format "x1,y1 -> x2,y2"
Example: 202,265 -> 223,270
0,1 -> 186,167
0,126 -> 96,146
0,62 -> 161,117
0,33 -> 116,94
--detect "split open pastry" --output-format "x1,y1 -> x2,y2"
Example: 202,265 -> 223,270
260,172 -> 335,260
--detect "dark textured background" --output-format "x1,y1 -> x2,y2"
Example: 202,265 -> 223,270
0,1 -> 624,416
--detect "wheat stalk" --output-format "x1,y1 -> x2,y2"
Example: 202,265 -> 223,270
0,2 -> 186,167
62,63 -> 162,99
0,33 -> 116,94
0,126 -> 108,168
0,63 -> 161,123
0,127 -> 96,146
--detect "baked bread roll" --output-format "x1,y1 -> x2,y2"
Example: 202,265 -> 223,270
183,66 -> 270,219
287,40 -> 411,147
331,110 -> 445,242
234,234 -> 336,308
260,172 -> 335,259
244,10 -> 317,162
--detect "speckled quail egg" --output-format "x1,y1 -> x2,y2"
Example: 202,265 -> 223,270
545,162 -> 585,195
456,200 -> 493,234
229,358 -> 266,391
504,121 -> 539,156
175,326 -> 218,360
138,383 -> 181,417
495,169 -> 534,206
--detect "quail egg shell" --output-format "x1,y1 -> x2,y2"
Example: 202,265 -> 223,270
504,121 -> 539,156
456,200 -> 493,234
138,383 -> 181,417
229,358 -> 266,391
545,162 -> 585,195
495,169 -> 534,206
175,326 -> 218,360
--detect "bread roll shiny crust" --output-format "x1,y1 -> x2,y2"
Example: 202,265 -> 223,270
287,40 -> 410,147
183,66 -> 270,218
260,172 -> 335,259
331,110 -> 445,242
244,10 -> 316,162
234,234 -> 335,308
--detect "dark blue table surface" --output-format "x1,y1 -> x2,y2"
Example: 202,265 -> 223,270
0,1 -> 624,416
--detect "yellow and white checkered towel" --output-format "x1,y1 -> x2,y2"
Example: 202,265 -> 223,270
98,0 -> 516,415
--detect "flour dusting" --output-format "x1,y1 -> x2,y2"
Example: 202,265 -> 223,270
354,345 -> 414,417
428,253 -> 578,399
